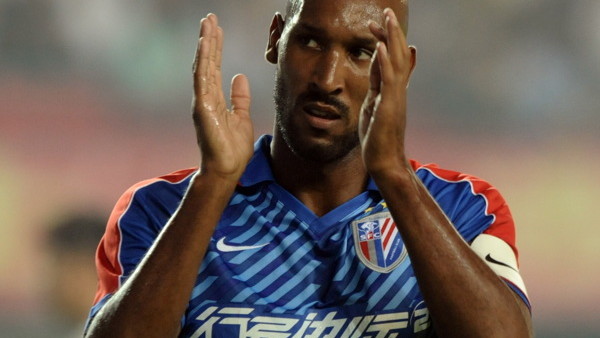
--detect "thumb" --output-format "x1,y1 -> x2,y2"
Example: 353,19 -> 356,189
230,74 -> 251,116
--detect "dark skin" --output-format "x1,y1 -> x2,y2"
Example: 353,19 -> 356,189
85,0 -> 533,336
270,1 -> 531,336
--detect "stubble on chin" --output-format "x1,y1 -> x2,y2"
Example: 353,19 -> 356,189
273,75 -> 360,164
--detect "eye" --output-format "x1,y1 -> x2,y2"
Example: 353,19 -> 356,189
349,47 -> 373,61
299,35 -> 320,49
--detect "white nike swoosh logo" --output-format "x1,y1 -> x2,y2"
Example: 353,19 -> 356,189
216,237 -> 269,252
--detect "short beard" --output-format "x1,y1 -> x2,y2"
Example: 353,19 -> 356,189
273,73 -> 360,164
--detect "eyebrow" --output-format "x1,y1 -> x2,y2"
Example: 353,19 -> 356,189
295,23 -> 378,48
350,36 -> 378,49
294,23 -> 325,35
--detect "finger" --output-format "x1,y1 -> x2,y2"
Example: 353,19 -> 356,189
230,74 -> 251,117
368,21 -> 387,43
215,26 -> 225,103
207,14 -> 218,88
208,14 -> 223,76
369,43 -> 382,92
207,14 -> 228,107
194,18 -> 212,97
383,8 -> 409,72
192,27 -> 200,85
375,42 -> 396,106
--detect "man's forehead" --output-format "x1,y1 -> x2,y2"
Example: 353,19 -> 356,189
286,0 -> 408,33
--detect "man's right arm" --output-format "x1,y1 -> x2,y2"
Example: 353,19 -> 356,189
86,13 -> 253,337
86,172 -> 239,337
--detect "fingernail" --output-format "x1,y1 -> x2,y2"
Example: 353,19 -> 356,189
384,8 -> 396,25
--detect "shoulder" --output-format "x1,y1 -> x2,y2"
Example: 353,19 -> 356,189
410,160 -> 501,204
409,160 -> 515,245
106,168 -> 198,235
410,161 -> 528,306
410,160 -> 493,189
409,159 -> 505,208
92,168 -> 198,307
100,167 -> 199,269
117,168 -> 198,207
124,167 -> 198,196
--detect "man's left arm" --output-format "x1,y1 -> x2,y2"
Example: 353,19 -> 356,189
359,8 -> 532,337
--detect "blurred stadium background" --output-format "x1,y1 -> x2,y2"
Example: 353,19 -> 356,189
1,0 -> 598,336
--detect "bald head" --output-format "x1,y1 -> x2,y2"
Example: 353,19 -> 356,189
285,0 -> 409,35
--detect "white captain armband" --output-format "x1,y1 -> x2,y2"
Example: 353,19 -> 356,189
470,234 -> 528,297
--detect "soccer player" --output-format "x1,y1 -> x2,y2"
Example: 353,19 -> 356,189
85,0 -> 532,336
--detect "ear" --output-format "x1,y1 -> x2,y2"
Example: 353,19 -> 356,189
406,45 -> 417,87
265,13 -> 285,64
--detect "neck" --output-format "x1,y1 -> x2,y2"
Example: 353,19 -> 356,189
270,135 -> 368,217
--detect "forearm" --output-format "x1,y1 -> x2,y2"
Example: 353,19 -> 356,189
86,172 -> 237,338
373,167 -> 532,337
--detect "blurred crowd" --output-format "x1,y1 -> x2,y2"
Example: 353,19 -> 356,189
1,0 -> 599,336
2,0 -> 598,131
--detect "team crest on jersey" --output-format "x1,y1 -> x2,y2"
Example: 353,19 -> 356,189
352,211 -> 407,273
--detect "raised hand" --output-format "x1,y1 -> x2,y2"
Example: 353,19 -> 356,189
192,14 -> 254,182
359,8 -> 416,179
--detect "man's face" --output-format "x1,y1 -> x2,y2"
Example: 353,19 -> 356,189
271,0 -> 400,163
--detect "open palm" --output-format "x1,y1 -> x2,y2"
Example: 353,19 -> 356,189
359,9 -> 415,179
192,14 -> 254,181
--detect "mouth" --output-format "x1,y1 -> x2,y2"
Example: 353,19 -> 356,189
303,103 -> 342,120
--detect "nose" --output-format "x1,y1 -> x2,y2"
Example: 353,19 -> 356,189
311,49 -> 344,95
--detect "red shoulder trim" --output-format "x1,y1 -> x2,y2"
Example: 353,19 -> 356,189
410,160 -> 518,260
93,168 -> 197,304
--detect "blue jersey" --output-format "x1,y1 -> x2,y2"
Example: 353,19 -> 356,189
89,135 -> 529,337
